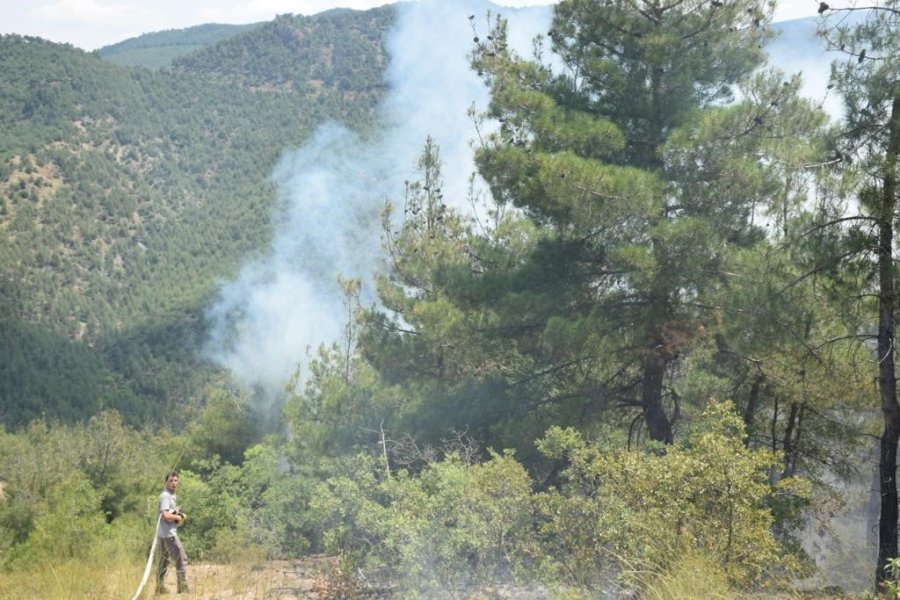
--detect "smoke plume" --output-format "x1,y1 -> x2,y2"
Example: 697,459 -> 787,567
203,0 -> 552,399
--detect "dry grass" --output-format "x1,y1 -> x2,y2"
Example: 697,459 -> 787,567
155,559 -> 331,599
0,555 -> 860,599
0,559 -> 144,599
0,556 -> 338,600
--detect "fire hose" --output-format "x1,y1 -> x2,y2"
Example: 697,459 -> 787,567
129,514 -> 161,600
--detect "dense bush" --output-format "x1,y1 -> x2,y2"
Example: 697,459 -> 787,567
312,450 -> 536,597
0,412 -> 171,570
310,401 -> 809,597
533,401 -> 811,592
177,443 -> 317,562
0,402 -> 814,598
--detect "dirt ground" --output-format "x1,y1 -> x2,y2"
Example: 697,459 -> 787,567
154,557 -> 855,600
154,556 -> 548,599
154,556 -> 348,599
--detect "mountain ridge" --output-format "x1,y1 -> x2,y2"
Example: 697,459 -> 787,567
99,22 -> 265,69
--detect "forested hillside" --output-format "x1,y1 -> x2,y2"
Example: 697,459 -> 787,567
0,4 -> 395,427
98,23 -> 264,69
172,9 -> 390,96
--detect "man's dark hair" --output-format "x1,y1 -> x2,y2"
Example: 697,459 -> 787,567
165,470 -> 179,482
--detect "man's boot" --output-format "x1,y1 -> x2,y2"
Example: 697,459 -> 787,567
156,572 -> 169,595
176,574 -> 189,594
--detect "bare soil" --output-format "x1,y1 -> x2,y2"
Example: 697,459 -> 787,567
155,556 -> 338,599
155,555 -> 548,599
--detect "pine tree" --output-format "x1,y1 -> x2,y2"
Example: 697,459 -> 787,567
818,0 -> 900,586
469,0 -> 820,443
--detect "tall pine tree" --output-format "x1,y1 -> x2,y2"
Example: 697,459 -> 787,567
818,0 -> 900,586
470,0 -> 818,443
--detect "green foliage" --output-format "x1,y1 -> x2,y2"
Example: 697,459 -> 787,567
311,451 -> 536,597
822,3 -> 898,165
704,241 -> 870,482
533,401 -> 810,591
815,2 -> 898,584
0,3 -> 886,594
0,412 -> 173,570
178,442 -> 317,562
6,475 -> 106,567
185,386 -> 263,467
172,8 -> 394,102
285,342 -> 403,468
360,140 -> 592,462
0,317 -> 138,426
881,557 -> 900,599
358,0 -> 830,466
0,410 -> 317,572
309,402 -> 809,596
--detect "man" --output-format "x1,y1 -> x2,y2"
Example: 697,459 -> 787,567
156,470 -> 189,594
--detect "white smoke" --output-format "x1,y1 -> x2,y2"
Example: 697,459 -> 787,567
767,16 -> 843,118
203,0 -> 553,399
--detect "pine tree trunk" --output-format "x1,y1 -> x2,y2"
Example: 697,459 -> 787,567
782,402 -> 800,478
875,95 -> 900,587
642,348 -> 673,444
742,375 -> 762,446
878,417 -> 900,585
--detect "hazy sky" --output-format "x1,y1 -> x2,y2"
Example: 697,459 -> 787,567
2,0 -> 824,51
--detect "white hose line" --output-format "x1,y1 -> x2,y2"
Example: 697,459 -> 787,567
130,515 -> 161,600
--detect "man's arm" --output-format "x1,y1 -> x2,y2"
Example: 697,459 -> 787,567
160,508 -> 183,523
159,496 -> 184,523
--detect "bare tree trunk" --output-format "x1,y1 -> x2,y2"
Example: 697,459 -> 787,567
875,95 -> 900,587
771,396 -> 779,455
743,374 -> 762,447
782,402 -> 800,478
642,348 -> 673,444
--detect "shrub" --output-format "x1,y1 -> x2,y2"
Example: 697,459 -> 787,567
534,400 -> 810,592
177,442 -> 316,562
5,474 -> 106,568
312,450 -> 536,597
309,401 -> 809,597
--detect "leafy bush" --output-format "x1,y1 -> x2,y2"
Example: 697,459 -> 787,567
178,442 -> 316,562
310,401 -> 809,596
312,450 -> 536,597
4,475 -> 106,568
533,400 -> 810,592
0,413 -> 171,570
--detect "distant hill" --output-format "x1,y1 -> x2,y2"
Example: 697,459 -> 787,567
171,9 -> 394,95
0,5 -> 395,428
98,23 -> 264,69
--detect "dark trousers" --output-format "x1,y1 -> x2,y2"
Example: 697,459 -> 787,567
156,535 -> 188,592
